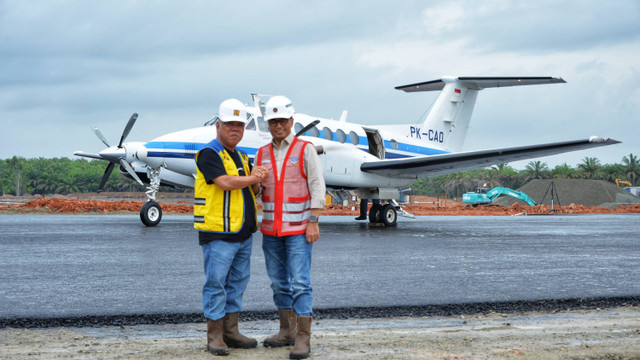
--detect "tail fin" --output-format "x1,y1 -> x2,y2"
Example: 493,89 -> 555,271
396,76 -> 565,152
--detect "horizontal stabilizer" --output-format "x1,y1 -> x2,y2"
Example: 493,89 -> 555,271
360,137 -> 620,179
396,76 -> 566,92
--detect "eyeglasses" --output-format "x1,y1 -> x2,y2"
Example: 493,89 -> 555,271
268,118 -> 291,127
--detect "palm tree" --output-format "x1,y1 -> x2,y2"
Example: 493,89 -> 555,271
443,173 -> 475,198
491,163 -> 511,173
601,163 -> 624,183
55,177 -> 80,195
525,161 -> 549,181
577,157 -> 602,179
552,163 -> 575,179
621,153 -> 640,185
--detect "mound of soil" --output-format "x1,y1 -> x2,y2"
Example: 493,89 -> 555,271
494,178 -> 640,208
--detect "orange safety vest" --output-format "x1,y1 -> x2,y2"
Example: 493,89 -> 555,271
257,137 -> 310,236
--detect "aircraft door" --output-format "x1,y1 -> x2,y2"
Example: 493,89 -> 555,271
363,128 -> 385,159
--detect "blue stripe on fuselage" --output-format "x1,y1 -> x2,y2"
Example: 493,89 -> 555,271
143,140 -> 447,160
145,142 -> 257,160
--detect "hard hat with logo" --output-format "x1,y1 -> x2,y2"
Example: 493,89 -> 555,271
264,95 -> 295,121
218,98 -> 247,123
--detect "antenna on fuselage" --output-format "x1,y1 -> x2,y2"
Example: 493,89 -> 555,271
339,110 -> 348,122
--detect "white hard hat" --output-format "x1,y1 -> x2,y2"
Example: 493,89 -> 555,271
218,98 -> 247,123
264,95 -> 295,121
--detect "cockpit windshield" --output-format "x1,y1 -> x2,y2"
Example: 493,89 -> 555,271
204,117 -> 219,126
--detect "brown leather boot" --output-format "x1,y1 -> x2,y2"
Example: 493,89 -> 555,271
222,312 -> 258,349
263,309 -> 298,347
289,316 -> 312,359
206,318 -> 229,356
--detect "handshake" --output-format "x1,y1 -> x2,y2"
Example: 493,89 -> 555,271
251,165 -> 269,182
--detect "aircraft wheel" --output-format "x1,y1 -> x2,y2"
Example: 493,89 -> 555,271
368,204 -> 382,223
380,204 -> 397,227
140,201 -> 162,226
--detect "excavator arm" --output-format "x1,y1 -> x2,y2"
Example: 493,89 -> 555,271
485,187 -> 536,206
462,187 -> 536,206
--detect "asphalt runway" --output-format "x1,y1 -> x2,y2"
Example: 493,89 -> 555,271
1,214 -> 639,322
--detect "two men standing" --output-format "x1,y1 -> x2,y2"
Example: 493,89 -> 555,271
195,96 -> 325,359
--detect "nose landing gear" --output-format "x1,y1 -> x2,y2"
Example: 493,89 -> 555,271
140,167 -> 163,226
140,201 -> 162,226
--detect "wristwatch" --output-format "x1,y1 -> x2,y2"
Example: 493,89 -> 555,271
308,215 -> 319,223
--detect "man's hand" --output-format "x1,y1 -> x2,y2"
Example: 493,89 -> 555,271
306,222 -> 319,243
252,165 -> 269,182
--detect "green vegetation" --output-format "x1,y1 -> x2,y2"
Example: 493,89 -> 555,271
0,157 -> 188,196
409,153 -> 639,199
0,154 -> 638,197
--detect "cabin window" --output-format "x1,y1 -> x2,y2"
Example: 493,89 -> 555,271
245,118 -> 256,130
390,139 -> 399,150
349,131 -> 359,145
336,129 -> 346,143
294,122 -> 303,134
257,116 -> 269,132
322,127 -> 333,140
309,126 -> 320,137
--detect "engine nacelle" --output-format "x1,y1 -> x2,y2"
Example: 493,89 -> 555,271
136,143 -> 165,169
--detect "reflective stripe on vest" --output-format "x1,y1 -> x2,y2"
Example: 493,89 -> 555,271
257,137 -> 310,236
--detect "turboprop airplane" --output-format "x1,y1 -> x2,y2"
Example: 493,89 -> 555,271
74,76 -> 620,226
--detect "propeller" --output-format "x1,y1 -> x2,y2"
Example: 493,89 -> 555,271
90,113 -> 144,192
295,119 -> 320,137
92,126 -> 111,147
119,113 -> 138,147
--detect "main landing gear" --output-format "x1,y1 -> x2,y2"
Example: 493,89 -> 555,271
368,203 -> 399,227
140,167 -> 163,227
365,199 -> 415,227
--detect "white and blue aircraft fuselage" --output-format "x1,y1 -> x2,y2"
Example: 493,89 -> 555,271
75,76 -> 620,226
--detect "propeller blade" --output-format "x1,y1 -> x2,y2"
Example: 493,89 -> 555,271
118,113 -> 138,148
92,126 -> 110,147
295,119 -> 320,137
98,162 -> 115,192
119,159 -> 144,186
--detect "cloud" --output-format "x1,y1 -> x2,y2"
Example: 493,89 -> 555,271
0,0 -> 637,169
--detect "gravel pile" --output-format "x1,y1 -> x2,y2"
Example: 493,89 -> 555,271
494,178 -> 640,208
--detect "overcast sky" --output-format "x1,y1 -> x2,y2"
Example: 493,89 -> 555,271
1,0 -> 638,168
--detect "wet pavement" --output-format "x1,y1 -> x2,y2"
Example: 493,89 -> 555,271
0,214 -> 639,322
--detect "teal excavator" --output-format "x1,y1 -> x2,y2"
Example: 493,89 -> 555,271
462,187 -> 536,206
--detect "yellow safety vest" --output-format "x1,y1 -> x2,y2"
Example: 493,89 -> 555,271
194,139 -> 257,234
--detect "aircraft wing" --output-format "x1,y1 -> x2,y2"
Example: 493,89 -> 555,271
360,137 -> 620,179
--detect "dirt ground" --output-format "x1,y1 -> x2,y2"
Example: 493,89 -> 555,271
1,306 -> 639,360
1,193 -> 640,216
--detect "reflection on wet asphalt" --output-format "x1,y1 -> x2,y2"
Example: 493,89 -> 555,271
0,214 -> 638,319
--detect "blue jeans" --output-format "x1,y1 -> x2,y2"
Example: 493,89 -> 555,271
201,235 -> 253,321
262,234 -> 313,316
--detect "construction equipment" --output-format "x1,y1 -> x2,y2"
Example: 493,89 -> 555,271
462,187 -> 536,206
616,179 -> 632,187
540,181 -> 561,213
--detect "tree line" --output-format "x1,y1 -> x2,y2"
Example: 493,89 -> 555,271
0,154 -> 638,197
412,154 -> 639,198
0,157 -> 187,196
